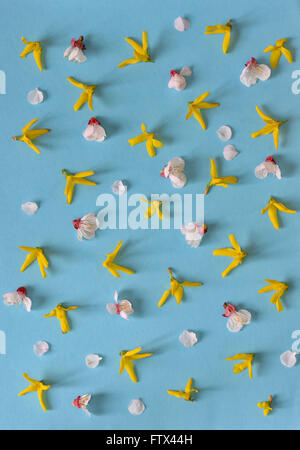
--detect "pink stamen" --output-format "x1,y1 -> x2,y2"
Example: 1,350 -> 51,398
71,37 -> 86,50
73,396 -> 81,408
170,70 -> 179,77
245,57 -> 257,67
160,167 -> 167,178
88,117 -> 101,126
265,156 -> 276,165
222,302 -> 237,317
17,287 -> 27,297
72,218 -> 81,230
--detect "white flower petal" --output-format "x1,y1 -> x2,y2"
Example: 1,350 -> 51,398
85,354 -> 103,368
170,172 -> 186,188
174,16 -> 190,32
255,163 -> 269,179
169,157 -> 185,170
3,292 -> 19,306
168,74 -> 186,91
240,66 -> 258,87
119,299 -> 134,315
27,88 -> 44,105
181,222 -> 196,234
106,302 -> 118,314
113,180 -> 126,194
179,330 -> 198,347
181,223 -> 205,247
240,63 -> 271,86
255,64 -> 271,81
21,202 -> 38,215
227,315 -> 243,332
186,238 -> 202,248
237,309 -> 251,325
33,341 -> 49,357
23,296 -> 32,312
280,350 -> 297,367
111,180 -> 127,195
83,124 -> 106,142
180,66 -> 192,76
128,398 -> 145,415
67,48 -> 87,63
255,161 -> 281,179
217,125 -> 232,142
64,46 -> 72,58
275,165 -> 282,180
223,144 -> 239,160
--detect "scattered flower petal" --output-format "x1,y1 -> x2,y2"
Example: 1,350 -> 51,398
85,354 -> 103,368
280,350 -> 297,367
179,330 -> 198,347
217,125 -> 232,141
21,201 -> 38,215
111,180 -> 127,195
128,398 -> 146,415
180,66 -> 192,76
27,88 -> 44,105
174,16 -> 190,32
33,340 -> 49,357
223,144 -> 239,160
255,156 -> 281,179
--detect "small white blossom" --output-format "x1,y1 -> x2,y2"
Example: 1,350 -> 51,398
240,57 -> 271,87
255,156 -> 281,179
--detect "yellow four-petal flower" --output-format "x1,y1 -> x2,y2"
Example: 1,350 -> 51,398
119,347 -> 152,383
186,92 -> 220,130
118,31 -> 151,68
20,37 -> 43,71
158,268 -> 202,307
261,196 -> 296,229
12,118 -> 50,155
226,353 -> 254,379
128,124 -> 163,157
18,373 -> 50,411
264,38 -> 292,69
205,20 -> 232,54
251,106 -> 287,150
168,378 -> 198,402
258,279 -> 289,312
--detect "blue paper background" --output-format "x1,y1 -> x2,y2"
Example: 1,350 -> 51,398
1,0 -> 300,430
